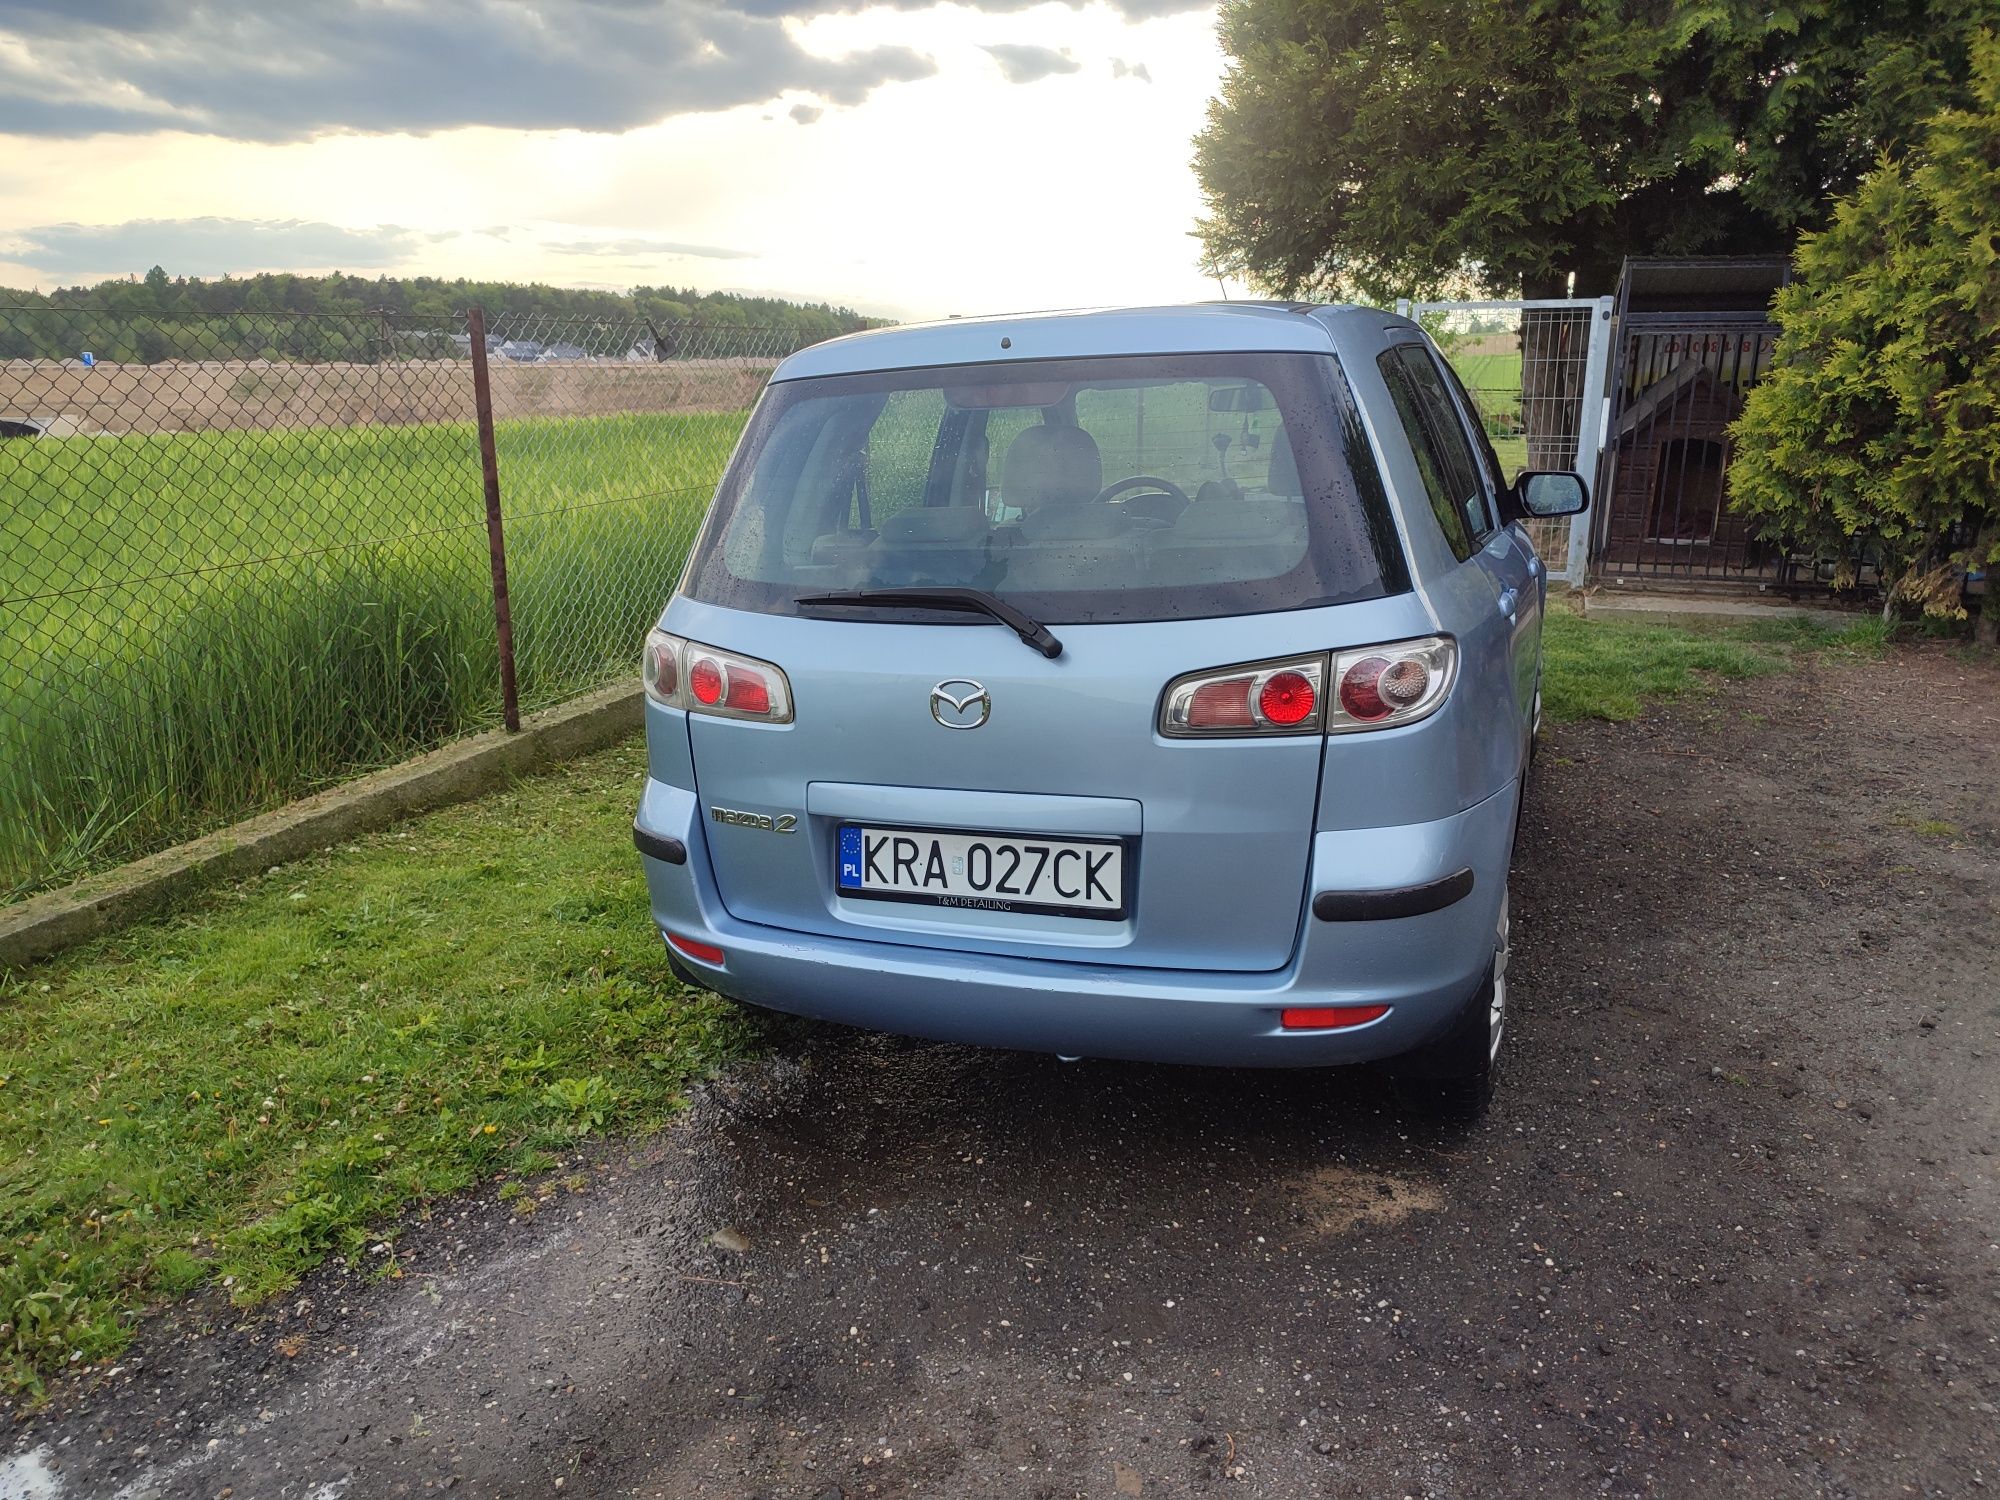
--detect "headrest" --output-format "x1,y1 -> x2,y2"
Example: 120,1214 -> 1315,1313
1194,477 -> 1244,504
1001,424 -> 1103,512
876,507 -> 988,544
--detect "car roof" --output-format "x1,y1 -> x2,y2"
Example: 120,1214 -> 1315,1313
770,302 -> 1402,382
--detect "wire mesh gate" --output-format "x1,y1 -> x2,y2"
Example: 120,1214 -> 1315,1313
1396,297 -> 1614,584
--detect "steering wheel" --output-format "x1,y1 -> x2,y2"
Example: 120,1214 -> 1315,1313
1097,475 -> 1191,508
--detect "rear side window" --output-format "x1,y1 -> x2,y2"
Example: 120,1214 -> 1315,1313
682,352 -> 1407,625
1378,345 -> 1490,562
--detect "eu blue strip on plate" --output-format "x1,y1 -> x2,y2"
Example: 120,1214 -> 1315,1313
837,825 -> 863,888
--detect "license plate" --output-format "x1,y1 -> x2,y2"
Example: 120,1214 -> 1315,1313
836,824 -> 1126,920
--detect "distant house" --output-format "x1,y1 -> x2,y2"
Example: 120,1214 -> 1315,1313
497,339 -> 543,362
538,342 -> 588,362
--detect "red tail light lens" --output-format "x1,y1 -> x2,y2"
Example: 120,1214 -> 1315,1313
688,655 -> 725,706
724,668 -> 770,716
1328,637 -> 1455,734
1161,656 -> 1326,737
641,633 -> 793,723
1258,670 -> 1317,726
1337,656 -> 1391,721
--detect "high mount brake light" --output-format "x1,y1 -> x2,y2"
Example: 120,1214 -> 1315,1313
1160,656 -> 1326,737
642,630 -> 793,723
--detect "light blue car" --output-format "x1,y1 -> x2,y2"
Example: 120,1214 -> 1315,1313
633,304 -> 1587,1118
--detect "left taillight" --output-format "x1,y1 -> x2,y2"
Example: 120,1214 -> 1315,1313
643,629 -> 793,723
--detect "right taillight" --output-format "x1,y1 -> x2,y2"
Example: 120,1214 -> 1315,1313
1159,638 -> 1455,739
1328,635 -> 1455,734
1161,655 -> 1326,737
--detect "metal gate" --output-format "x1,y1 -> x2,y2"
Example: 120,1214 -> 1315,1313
1594,320 -> 1780,581
1396,296 -> 1614,584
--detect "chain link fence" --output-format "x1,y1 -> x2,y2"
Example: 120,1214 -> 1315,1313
0,306 -> 805,899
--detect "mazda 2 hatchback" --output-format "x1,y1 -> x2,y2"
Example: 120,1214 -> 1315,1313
633,304 -> 1587,1117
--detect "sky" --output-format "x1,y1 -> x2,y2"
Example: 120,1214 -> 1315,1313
0,0 -> 1247,322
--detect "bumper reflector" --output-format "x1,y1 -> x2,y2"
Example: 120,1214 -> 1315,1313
1281,1004 -> 1390,1031
667,932 -> 726,966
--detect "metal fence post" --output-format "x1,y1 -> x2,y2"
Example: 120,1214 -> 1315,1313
466,306 -> 520,731
1565,296 -> 1616,585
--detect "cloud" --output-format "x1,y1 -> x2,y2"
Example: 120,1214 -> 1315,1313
1112,58 -> 1153,83
0,0 -> 935,141
1,217 -> 426,278
981,44 -> 1081,85
789,103 -> 824,125
544,235 -> 755,261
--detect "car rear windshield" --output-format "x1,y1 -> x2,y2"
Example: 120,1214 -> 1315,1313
679,351 -> 1407,625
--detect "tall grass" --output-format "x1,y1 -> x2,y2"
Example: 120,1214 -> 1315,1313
1,411 -> 745,897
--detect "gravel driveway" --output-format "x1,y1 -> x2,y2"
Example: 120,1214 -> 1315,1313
6,644 -> 1997,1499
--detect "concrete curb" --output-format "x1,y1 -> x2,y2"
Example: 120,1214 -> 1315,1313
0,683 -> 643,974
1578,591 -> 1865,632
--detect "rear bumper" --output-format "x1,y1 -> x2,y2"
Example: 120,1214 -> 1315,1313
635,779 -> 1516,1069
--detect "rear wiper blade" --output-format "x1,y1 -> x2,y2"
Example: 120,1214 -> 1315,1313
794,586 -> 1063,660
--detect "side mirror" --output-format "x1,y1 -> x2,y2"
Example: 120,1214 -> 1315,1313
1507,470 -> 1589,520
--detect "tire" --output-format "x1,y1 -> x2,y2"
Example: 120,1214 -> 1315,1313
1389,885 -> 1510,1123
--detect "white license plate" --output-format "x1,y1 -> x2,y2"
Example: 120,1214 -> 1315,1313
836,824 -> 1126,920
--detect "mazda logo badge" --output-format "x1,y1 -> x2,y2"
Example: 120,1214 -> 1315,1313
930,679 -> 990,730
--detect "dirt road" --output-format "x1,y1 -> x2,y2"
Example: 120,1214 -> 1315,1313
7,645 -> 1997,1498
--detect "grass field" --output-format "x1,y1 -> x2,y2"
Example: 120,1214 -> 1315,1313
0,410 -> 749,898
1448,350 -> 1524,391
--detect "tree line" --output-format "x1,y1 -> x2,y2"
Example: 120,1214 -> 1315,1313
0,269 -> 883,363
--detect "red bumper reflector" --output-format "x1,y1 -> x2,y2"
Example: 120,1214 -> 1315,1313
1281,1004 -> 1390,1031
667,932 -> 726,966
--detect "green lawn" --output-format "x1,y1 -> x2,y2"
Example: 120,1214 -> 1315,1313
1540,606 -> 1887,722
0,410 -> 749,898
1448,350 -> 1523,391
0,743 -> 755,1401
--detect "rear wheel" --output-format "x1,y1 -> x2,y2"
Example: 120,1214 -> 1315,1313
1389,886 -> 1509,1122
